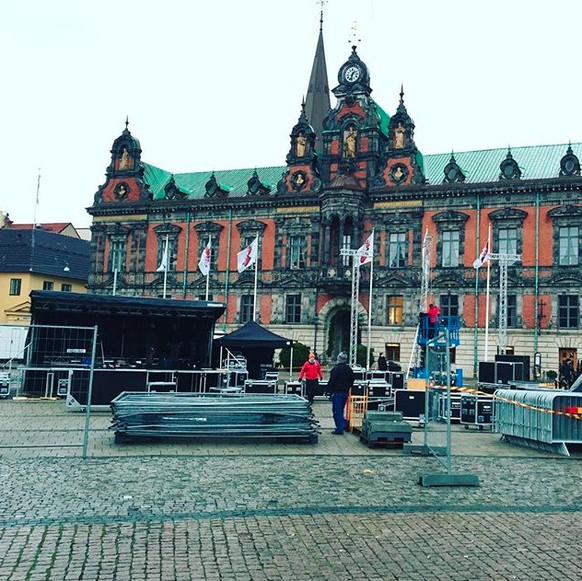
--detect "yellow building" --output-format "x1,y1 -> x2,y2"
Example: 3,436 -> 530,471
0,227 -> 90,325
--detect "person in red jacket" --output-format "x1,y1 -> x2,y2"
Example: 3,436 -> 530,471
427,303 -> 440,339
299,353 -> 323,406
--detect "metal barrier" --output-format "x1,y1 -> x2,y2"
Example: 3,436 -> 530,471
0,323 -> 98,458
495,388 -> 582,456
346,393 -> 368,432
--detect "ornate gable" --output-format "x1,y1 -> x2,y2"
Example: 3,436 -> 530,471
246,171 -> 271,196
559,144 -> 581,177
321,46 -> 387,189
277,102 -> 322,194
499,148 -> 522,180
443,153 -> 466,184
93,120 -> 153,204
205,173 -> 230,198
373,87 -> 426,188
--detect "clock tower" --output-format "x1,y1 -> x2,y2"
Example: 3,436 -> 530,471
320,46 -> 388,189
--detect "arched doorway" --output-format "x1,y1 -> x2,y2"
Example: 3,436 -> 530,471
327,309 -> 351,361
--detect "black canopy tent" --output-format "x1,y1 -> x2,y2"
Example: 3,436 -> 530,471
219,320 -> 293,379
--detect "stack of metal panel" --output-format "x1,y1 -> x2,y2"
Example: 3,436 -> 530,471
110,392 -> 319,444
494,388 -> 582,456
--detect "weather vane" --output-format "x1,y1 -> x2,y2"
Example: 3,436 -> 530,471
316,0 -> 327,29
349,20 -> 361,47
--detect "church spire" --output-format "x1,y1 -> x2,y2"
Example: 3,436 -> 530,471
304,6 -> 331,156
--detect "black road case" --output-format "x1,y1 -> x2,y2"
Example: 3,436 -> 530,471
394,389 -> 427,421
437,393 -> 461,423
460,394 -> 493,429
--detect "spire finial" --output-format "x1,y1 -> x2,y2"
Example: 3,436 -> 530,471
317,0 -> 327,32
125,116 -> 129,130
400,83 -> 404,103
348,20 -> 361,48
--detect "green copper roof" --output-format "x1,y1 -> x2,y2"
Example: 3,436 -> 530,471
143,142 -> 581,200
144,164 -> 173,195
372,99 -> 391,136
144,164 -> 286,200
425,143 -> 582,184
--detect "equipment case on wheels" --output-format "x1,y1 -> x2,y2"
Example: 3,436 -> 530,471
460,394 -> 493,429
437,392 -> 461,423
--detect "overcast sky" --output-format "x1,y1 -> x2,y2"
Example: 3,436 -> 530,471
2,0 -> 581,228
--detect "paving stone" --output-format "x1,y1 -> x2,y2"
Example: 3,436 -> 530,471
1,398 -> 581,579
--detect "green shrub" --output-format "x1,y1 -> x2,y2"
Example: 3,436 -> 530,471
356,344 -> 374,368
279,342 -> 310,369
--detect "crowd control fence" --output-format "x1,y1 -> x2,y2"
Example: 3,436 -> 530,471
494,388 -> 582,456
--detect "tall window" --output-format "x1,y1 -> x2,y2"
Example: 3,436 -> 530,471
110,239 -> 126,271
286,294 -> 302,323
241,294 -> 254,323
288,236 -> 306,269
439,294 -> 459,317
386,295 -> 403,325
559,226 -> 579,265
43,281 -> 54,291
441,231 -> 459,267
558,295 -> 579,329
385,343 -> 400,362
9,278 -> 21,296
498,228 -> 518,255
241,235 -> 255,249
388,232 -> 407,268
240,235 -> 260,269
157,236 -> 175,271
341,234 -> 352,266
507,294 -> 517,327
198,237 -> 216,272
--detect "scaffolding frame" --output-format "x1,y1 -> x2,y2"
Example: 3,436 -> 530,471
407,230 -> 433,377
340,247 -> 361,366
487,252 -> 521,353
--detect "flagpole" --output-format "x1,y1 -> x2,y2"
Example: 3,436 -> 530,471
163,234 -> 168,299
252,236 -> 259,321
484,225 -> 491,360
205,236 -> 211,301
31,169 -> 41,268
366,229 -> 374,370
473,256 -> 478,373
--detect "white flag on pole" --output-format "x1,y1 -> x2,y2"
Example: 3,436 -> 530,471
473,240 -> 490,269
198,239 -> 212,276
156,237 -> 169,272
237,236 -> 258,273
356,232 -> 374,266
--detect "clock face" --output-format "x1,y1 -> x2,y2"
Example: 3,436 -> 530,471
344,65 -> 360,83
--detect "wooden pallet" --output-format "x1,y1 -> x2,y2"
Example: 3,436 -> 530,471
358,434 -> 408,449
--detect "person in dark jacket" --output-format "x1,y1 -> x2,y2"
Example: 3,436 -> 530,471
326,352 -> 354,434
377,352 -> 388,371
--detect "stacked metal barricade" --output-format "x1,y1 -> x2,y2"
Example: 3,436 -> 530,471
495,388 -> 582,456
110,392 -> 319,444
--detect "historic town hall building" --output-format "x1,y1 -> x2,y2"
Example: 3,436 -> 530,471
87,23 -> 581,378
